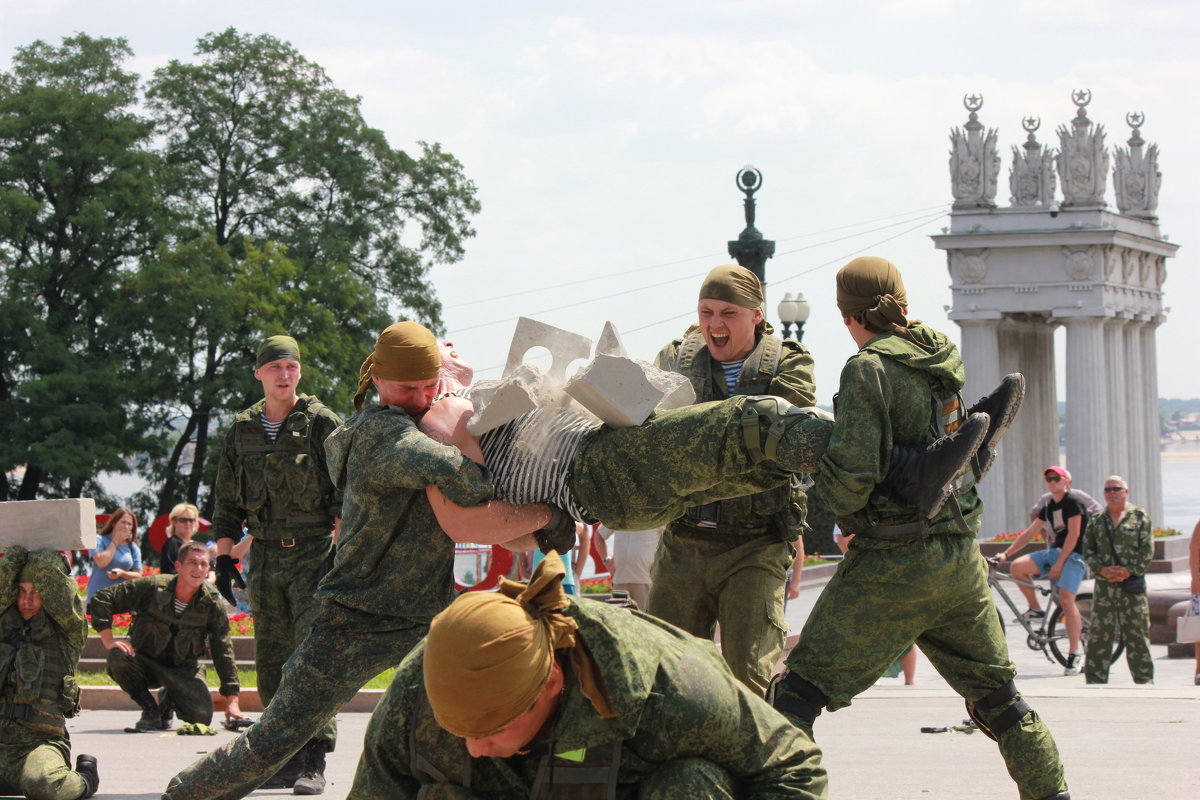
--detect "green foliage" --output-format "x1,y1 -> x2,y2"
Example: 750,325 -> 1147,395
0,29 -> 479,510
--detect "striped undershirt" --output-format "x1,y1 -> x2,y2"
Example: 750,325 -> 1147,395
721,356 -> 747,395
260,413 -> 283,443
173,598 -> 188,615
477,407 -> 596,522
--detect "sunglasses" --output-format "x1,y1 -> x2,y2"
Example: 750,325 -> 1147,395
1044,475 -> 1063,483
176,517 -> 197,524
1103,487 -> 1126,493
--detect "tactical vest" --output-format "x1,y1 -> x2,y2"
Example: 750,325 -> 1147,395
861,374 -> 977,537
231,395 -> 334,539
0,608 -> 80,736
409,693 -> 625,800
671,332 -> 799,536
127,578 -> 218,667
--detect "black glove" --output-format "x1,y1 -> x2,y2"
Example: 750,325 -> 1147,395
534,506 -> 577,555
215,554 -> 246,606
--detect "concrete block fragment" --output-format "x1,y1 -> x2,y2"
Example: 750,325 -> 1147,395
647,367 -> 696,412
565,354 -> 665,428
504,317 -> 592,381
595,321 -> 628,358
0,498 -> 97,550
466,365 -> 540,435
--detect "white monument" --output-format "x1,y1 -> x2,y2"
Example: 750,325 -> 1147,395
934,91 -> 1177,534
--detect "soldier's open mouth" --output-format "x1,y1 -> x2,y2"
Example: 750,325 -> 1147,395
711,334 -> 729,348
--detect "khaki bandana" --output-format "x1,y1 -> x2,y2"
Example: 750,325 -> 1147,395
353,321 -> 441,411
696,264 -> 773,336
424,557 -> 614,739
255,335 -> 301,368
835,256 -> 918,343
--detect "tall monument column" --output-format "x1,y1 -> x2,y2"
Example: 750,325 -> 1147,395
934,92 -> 1177,534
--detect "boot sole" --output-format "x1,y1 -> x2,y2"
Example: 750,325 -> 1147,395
972,374 -> 1025,479
924,413 -> 989,519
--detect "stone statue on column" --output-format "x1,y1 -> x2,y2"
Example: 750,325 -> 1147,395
949,94 -> 1001,209
1113,112 -> 1161,220
1009,116 -> 1056,207
1056,89 -> 1109,207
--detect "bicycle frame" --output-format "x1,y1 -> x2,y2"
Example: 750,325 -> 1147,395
986,559 -> 1065,663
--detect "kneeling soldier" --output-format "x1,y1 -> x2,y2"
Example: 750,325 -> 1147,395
0,546 -> 98,800
350,557 -> 828,799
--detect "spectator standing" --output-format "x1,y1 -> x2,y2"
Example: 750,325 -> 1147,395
86,508 -> 142,602
159,503 -> 200,576
1082,475 -> 1153,684
595,524 -> 661,610
88,541 -> 244,733
997,465 -> 1088,675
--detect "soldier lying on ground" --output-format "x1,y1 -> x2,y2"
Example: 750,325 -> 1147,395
419,340 -> 1006,548
88,540 -> 246,734
349,556 -> 828,799
0,546 -> 99,800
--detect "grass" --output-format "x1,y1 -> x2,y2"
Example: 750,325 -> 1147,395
75,666 -> 397,690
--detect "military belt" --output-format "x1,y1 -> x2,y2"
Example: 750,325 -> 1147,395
855,521 -> 927,541
0,701 -> 33,720
251,534 -> 328,547
675,518 -> 771,538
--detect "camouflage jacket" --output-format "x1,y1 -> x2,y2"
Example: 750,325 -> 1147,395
656,331 -> 816,535
318,404 -> 494,619
88,575 -> 239,696
384,599 -> 827,799
211,394 -> 343,542
817,323 -> 982,542
0,547 -> 86,743
1084,503 -> 1153,576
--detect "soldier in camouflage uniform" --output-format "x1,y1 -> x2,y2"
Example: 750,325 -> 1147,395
350,557 -> 827,800
0,546 -> 98,800
645,264 -> 816,696
89,541 -> 242,732
210,334 -> 343,792
1082,475 -> 1154,684
772,257 -> 1070,800
164,321 -> 569,800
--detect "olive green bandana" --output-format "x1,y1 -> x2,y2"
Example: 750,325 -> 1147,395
255,335 -> 301,368
353,321 -> 441,411
836,256 -> 917,342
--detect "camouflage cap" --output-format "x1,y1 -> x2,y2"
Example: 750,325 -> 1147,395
256,335 -> 301,368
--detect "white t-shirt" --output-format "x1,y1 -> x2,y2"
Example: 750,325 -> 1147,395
597,525 -> 661,585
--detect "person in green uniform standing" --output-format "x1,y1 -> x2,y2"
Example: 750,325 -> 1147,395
647,263 -> 816,696
349,557 -> 828,800
0,546 -> 98,800
162,321 -> 574,800
209,334 -> 343,792
771,256 -> 1069,800
89,541 -> 244,734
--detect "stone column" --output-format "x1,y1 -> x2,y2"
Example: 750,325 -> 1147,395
1104,317 -> 1130,484
1063,317 -> 1108,500
1140,321 -> 1164,522
957,318 -> 1003,537
998,318 -> 1057,531
1123,321 -> 1147,510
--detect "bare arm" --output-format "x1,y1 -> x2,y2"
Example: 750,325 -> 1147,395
998,519 -> 1043,564
425,485 -> 552,544
420,395 -> 483,464
92,536 -> 119,569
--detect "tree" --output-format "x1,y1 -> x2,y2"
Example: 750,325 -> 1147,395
0,34 -> 165,500
141,28 -> 480,514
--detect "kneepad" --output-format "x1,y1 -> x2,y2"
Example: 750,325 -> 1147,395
768,671 -> 829,727
965,680 -> 1032,741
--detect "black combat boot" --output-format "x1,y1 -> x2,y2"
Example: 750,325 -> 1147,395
1039,793 -> 1070,800
260,748 -> 306,790
75,754 -> 99,798
966,373 -> 1025,480
292,740 -> 328,795
879,412 -> 989,519
130,689 -> 162,732
157,689 -> 175,730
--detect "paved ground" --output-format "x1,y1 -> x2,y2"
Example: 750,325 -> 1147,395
55,567 -> 1199,799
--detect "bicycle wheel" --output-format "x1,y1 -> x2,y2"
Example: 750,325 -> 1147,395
1047,592 -> 1125,667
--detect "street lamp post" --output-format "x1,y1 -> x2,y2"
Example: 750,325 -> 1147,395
777,292 -> 811,342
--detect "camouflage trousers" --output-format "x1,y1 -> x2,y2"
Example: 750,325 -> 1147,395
106,648 -> 214,725
647,530 -> 794,697
163,602 -> 426,800
1085,581 -> 1153,684
0,734 -> 85,800
245,535 -> 336,747
570,397 -> 831,530
780,534 -> 1067,800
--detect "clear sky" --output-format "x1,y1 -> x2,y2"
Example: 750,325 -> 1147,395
4,0 -> 1197,404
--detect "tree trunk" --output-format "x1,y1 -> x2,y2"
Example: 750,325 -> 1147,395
17,464 -> 44,500
156,413 -> 199,515
187,405 -> 212,504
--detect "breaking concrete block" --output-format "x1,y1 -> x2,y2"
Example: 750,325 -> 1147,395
0,498 -> 97,550
595,321 -> 629,358
565,354 -> 668,428
648,368 -> 696,412
467,365 -> 540,435
504,317 -> 593,381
